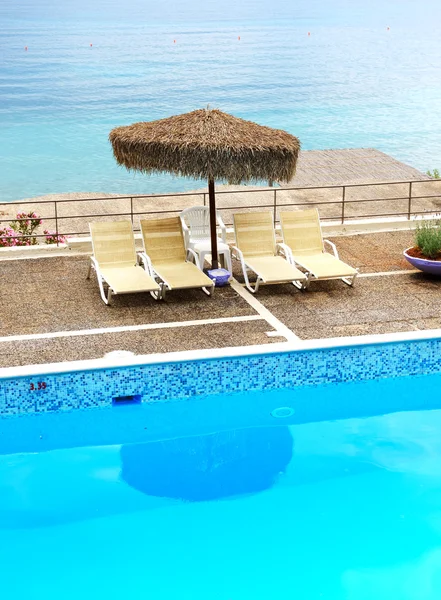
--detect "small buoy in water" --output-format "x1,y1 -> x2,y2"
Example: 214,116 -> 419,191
308,31 -> 311,36
173,39 -> 176,43
238,36 -> 240,40
24,46 -> 28,51
90,43 -> 93,47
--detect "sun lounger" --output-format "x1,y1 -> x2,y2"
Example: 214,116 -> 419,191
280,209 -> 358,287
139,217 -> 214,297
87,221 -> 162,305
232,212 -> 308,293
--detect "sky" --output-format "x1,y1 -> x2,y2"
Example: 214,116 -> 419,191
2,0 -> 440,26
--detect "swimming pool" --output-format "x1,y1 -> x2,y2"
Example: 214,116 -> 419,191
2,367 -> 441,599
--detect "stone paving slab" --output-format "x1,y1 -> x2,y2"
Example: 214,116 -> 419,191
228,228 -> 441,340
255,272 -> 441,340
0,255 -> 257,336
1,229 -> 441,367
0,320 -> 278,368
334,230 -> 416,273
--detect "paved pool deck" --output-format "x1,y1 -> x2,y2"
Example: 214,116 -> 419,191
0,229 -> 440,369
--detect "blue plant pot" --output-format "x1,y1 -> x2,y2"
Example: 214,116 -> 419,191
403,248 -> 441,276
206,267 -> 231,287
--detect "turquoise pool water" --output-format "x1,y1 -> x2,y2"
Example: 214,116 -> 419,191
2,373 -> 441,599
2,0 -> 441,201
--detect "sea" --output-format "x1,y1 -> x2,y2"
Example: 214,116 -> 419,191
1,0 -> 441,202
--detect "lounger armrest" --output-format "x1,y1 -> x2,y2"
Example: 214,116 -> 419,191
231,245 -> 244,261
232,244 -> 249,267
276,242 -> 294,263
90,256 -> 100,270
324,239 -> 339,258
179,217 -> 191,248
139,251 -> 155,277
186,248 -> 203,269
232,245 -> 257,291
216,212 -> 227,243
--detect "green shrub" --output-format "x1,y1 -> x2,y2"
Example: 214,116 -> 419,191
426,169 -> 440,179
415,220 -> 441,258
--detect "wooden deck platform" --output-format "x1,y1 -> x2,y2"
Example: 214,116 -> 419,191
286,148 -> 429,187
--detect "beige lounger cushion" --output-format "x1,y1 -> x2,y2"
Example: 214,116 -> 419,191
90,221 -> 139,265
100,265 -> 159,294
293,253 -> 357,278
153,261 -> 213,290
280,208 -> 324,255
280,209 -> 356,279
233,212 -> 278,257
90,221 -> 160,294
233,212 -> 307,284
245,255 -> 306,283
141,217 -> 187,263
140,217 -> 214,290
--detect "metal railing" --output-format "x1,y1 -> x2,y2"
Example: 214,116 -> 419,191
1,178 -> 440,246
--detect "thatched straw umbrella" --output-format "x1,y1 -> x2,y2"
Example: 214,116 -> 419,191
109,108 -> 300,269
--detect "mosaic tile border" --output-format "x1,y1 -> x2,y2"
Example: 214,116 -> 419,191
1,336 -> 441,417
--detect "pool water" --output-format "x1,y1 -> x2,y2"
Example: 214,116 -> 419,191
2,377 -> 441,599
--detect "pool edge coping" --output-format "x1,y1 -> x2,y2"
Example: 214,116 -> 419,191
2,327 -> 441,381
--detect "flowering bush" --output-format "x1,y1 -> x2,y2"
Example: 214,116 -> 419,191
0,212 -> 66,247
43,230 -> 67,245
0,227 -> 22,247
10,211 -> 42,245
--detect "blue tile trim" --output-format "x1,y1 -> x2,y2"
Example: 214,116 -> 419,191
0,338 -> 439,417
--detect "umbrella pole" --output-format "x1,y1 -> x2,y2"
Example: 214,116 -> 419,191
208,177 -> 219,270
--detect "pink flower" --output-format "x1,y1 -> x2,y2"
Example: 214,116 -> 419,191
43,229 -> 66,245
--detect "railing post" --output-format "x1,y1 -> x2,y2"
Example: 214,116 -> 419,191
55,201 -> 59,247
130,197 -> 134,226
408,182 -> 412,220
341,186 -> 345,224
203,193 -> 206,207
273,189 -> 277,227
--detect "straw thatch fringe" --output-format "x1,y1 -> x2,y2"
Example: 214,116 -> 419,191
109,109 -> 300,184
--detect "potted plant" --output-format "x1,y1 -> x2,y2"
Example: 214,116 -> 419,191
404,220 -> 441,275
